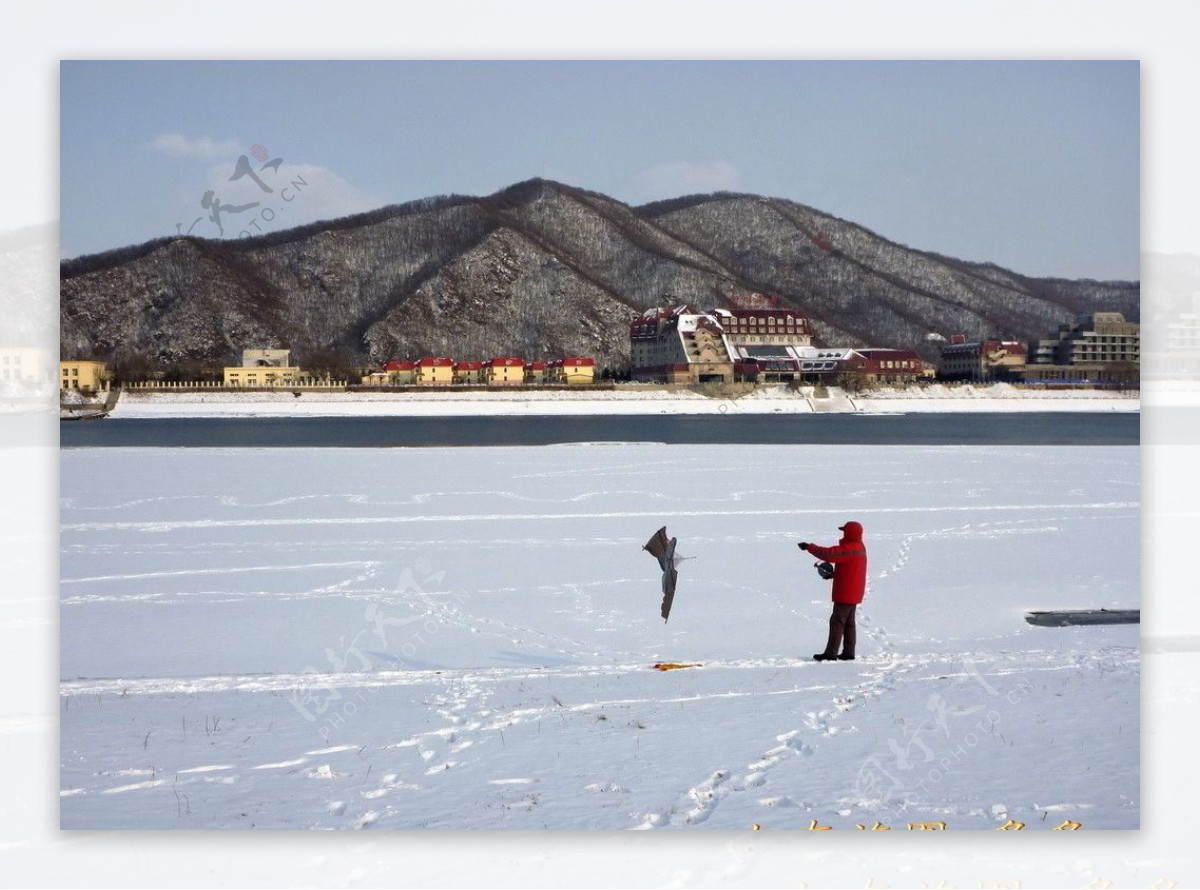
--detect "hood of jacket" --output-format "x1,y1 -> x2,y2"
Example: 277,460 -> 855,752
838,520 -> 864,543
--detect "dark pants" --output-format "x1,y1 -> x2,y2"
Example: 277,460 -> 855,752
821,602 -> 857,658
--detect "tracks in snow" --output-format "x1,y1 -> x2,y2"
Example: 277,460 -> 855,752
633,652 -> 909,829
60,656 -> 830,698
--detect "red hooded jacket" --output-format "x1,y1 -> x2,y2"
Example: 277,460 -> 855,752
807,521 -> 868,605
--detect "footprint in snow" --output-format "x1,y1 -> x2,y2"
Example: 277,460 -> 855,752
803,710 -> 831,732
683,770 -> 730,824
758,795 -> 798,808
633,810 -> 670,830
304,764 -> 344,780
748,752 -> 782,772
584,782 -> 628,793
362,773 -> 420,800
779,731 -> 814,753
745,731 -> 815,778
354,810 -> 380,829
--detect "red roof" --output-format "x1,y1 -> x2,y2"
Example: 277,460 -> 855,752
457,361 -> 483,371
562,357 -> 595,367
418,356 -> 454,367
855,349 -> 925,372
383,360 -> 416,371
726,309 -> 798,318
491,357 -> 525,367
856,349 -> 922,361
529,362 -> 547,370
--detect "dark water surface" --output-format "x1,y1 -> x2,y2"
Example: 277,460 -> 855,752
59,412 -> 1140,447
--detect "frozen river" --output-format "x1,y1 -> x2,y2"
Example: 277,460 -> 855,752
60,443 -> 1139,829
60,411 -> 1139,447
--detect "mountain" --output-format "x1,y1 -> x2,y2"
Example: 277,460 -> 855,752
2,223 -> 58,346
60,179 -> 1140,375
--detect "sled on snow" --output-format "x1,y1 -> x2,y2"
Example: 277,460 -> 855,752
1024,608 -> 1139,627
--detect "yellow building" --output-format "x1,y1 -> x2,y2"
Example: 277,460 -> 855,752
525,361 -> 548,384
222,347 -> 303,386
561,357 -> 596,385
3,347 -> 52,384
362,361 -> 419,385
60,360 -> 111,392
417,357 -> 455,385
456,361 -> 486,385
223,366 -> 302,386
384,361 -> 417,385
487,357 -> 525,385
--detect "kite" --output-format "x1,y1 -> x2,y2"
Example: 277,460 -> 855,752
643,526 -> 682,622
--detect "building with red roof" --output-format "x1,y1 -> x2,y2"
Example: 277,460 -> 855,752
455,360 -> 486,385
559,357 -> 596,385
938,339 -> 1027,382
853,349 -> 930,385
631,304 -> 816,383
487,357 -> 525,385
525,361 -> 548,384
416,356 -> 455,386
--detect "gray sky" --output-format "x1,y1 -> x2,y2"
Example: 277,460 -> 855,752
60,60 -> 1138,281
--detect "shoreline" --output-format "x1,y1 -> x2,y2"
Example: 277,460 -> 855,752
104,383 -> 1140,418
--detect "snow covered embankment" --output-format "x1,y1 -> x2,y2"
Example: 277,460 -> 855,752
108,383 -> 1139,418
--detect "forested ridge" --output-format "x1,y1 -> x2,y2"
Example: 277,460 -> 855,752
60,179 -> 1139,376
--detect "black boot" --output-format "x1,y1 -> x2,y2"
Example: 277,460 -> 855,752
819,616 -> 843,662
837,653 -> 855,660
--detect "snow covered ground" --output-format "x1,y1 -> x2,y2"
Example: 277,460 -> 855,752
107,383 -> 1140,418
59,443 -> 1138,830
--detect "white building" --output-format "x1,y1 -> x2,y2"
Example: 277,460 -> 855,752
1020,312 -> 1139,387
241,348 -> 292,368
223,348 -> 303,387
629,304 -> 817,383
1029,312 -> 1139,367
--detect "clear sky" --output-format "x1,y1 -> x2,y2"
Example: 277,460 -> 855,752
60,60 -> 1139,281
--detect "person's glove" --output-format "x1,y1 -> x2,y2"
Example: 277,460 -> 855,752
798,542 -> 810,551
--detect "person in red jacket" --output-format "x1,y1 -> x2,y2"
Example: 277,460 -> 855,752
799,520 -> 868,662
